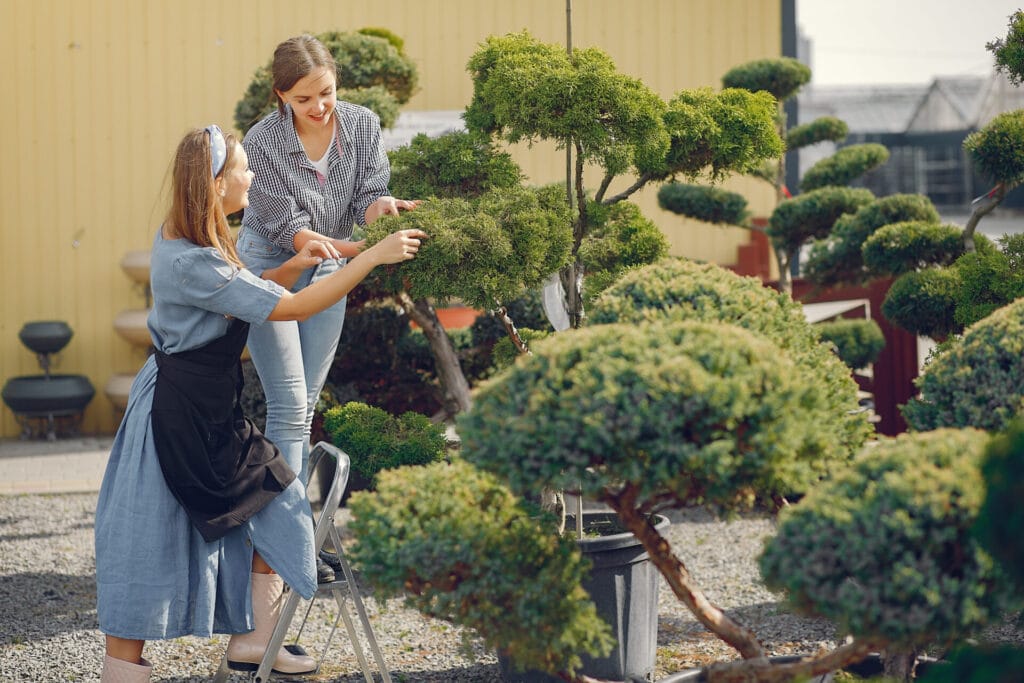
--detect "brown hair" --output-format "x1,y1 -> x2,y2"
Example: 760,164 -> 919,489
165,128 -> 244,268
272,34 -> 337,115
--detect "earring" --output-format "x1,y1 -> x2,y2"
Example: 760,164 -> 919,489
218,189 -> 226,197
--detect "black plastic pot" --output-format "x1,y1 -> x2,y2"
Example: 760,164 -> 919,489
17,321 -> 73,355
2,374 -> 96,415
501,511 -> 670,682
650,652 -> 947,682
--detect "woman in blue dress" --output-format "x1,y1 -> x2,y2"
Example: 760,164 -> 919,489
94,125 -> 425,682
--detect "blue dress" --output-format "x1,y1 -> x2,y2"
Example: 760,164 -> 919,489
94,230 -> 317,641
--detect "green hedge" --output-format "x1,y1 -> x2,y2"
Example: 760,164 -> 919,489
881,268 -> 962,339
768,186 -> 874,254
975,419 -> 1024,591
902,298 -> 1024,431
656,182 -> 749,226
786,116 -> 848,150
799,143 -> 889,192
720,56 -> 811,102
760,428 -> 1014,649
862,221 -> 966,277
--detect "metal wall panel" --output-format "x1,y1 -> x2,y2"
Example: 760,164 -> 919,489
0,0 -> 782,436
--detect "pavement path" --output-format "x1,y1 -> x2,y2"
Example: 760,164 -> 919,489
0,435 -> 113,495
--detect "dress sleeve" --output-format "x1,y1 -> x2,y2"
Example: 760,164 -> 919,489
172,248 -> 285,324
351,117 -> 391,227
244,139 -> 310,252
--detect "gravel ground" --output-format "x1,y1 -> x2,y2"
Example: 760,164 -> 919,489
1,492 -> 1020,682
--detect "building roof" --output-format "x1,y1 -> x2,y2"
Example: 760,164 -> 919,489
799,84 -> 930,133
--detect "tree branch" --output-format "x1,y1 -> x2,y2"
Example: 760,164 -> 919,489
599,173 -> 655,205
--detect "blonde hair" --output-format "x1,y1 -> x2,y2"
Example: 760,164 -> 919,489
166,128 -> 243,268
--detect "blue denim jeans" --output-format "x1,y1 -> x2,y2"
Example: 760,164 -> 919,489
237,228 -> 347,484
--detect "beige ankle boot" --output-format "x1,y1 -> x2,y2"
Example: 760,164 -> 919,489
101,655 -> 152,682
226,572 -> 317,675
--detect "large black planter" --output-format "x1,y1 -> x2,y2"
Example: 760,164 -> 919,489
2,375 -> 96,415
650,652 -> 947,682
17,321 -> 73,355
501,511 -> 670,683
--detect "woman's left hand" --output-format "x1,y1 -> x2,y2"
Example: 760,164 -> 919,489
366,196 -> 421,224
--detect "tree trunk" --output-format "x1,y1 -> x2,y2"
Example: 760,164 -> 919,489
397,292 -> 472,417
882,649 -> 919,682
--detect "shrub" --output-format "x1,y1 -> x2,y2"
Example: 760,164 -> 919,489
587,258 -> 871,462
347,460 -> 614,677
804,194 -> 940,287
720,56 -> 811,101
954,233 -> 1024,329
768,186 -> 874,255
881,268 -> 962,339
657,182 -> 749,226
799,143 -> 890,192
321,401 -> 447,490
458,319 -> 856,510
786,116 -> 848,149
760,428 -> 1015,650
902,298 -> 1024,432
815,318 -> 885,370
964,109 -> 1024,184
862,221 -> 966,277
919,644 -> 1024,683
387,131 -> 523,200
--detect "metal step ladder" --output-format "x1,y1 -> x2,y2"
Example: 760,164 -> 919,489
213,442 -> 391,682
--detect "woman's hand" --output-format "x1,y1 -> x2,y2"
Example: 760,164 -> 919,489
366,229 -> 428,265
365,196 -> 421,224
292,239 -> 336,268
331,238 -> 366,258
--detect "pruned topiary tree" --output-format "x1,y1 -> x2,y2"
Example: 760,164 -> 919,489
815,317 -> 885,371
761,428 -> 1018,681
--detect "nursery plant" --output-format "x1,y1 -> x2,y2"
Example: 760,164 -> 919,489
812,317 -> 885,371
658,56 -> 887,293
760,428 -> 1018,681
349,258 -> 875,682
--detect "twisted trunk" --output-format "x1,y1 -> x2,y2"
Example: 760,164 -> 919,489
396,292 -> 472,417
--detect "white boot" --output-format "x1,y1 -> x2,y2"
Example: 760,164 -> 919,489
101,655 -> 152,682
226,572 -> 317,675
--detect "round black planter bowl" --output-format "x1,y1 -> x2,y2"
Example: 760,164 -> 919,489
2,375 -> 96,414
17,321 -> 74,355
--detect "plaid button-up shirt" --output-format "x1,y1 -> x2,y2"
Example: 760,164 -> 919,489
241,101 -> 391,252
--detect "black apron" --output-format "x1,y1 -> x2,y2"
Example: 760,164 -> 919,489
151,318 -> 296,542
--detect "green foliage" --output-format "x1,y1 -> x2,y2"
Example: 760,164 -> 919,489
799,143 -> 890,192
661,87 -> 784,181
804,193 -> 941,288
387,131 -> 523,200
761,428 -> 1014,650
469,289 -> 552,347
337,85 -> 400,129
919,644 -> 1024,683
357,26 -> 406,54
987,10 -> 1024,86
975,419 -> 1024,591
321,401 -> 447,488
964,109 -> 1024,184
233,29 -> 418,134
767,186 -> 874,255
881,268 -> 962,339
720,57 -> 811,102
586,258 -> 871,462
491,328 -> 551,371
902,298 -> 1024,432
578,201 -> 670,303
366,186 -> 573,310
815,318 -> 885,370
785,116 -> 848,150
657,182 -> 749,225
347,460 -> 614,676
862,221 -> 966,277
458,318 -> 860,511
954,233 -> 1024,328
464,31 -> 670,177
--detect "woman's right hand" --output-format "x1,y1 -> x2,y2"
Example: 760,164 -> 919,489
367,229 -> 428,265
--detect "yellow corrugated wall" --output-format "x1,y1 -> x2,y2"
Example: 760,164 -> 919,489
0,0 -> 782,437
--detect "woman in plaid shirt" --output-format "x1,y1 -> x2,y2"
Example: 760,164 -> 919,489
237,34 -> 419,583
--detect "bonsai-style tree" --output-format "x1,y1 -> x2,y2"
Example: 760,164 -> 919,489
463,31 -> 782,328
234,28 -> 418,133
814,317 -> 885,371
657,57 -> 888,293
760,428 -> 1018,681
349,258 -> 876,682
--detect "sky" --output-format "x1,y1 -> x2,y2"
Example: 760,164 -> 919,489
798,0 -> 1022,86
